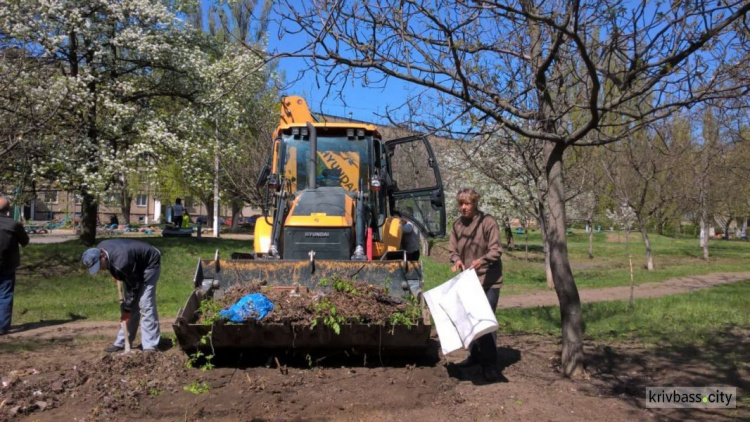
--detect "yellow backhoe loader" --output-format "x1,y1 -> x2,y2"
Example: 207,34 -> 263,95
173,96 -> 446,355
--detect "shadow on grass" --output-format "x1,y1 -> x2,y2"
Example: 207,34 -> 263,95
586,327 -> 749,421
505,244 -> 545,261
10,312 -> 87,335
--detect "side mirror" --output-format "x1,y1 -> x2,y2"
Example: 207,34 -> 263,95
430,190 -> 443,209
256,164 -> 271,188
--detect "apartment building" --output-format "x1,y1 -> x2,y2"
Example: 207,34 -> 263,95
10,188 -> 257,225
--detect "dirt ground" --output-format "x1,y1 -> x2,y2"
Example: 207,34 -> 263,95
1,319 -> 747,421
10,234 -> 746,420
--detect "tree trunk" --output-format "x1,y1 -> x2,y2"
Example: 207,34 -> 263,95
121,190 -> 132,224
723,216 -> 732,240
538,215 -> 554,289
544,141 -> 584,377
639,224 -> 654,270
700,190 -> 709,260
627,230 -> 635,310
544,246 -> 554,289
80,192 -> 98,246
231,200 -> 242,231
655,211 -> 664,236
587,218 -> 594,259
202,196 -> 215,227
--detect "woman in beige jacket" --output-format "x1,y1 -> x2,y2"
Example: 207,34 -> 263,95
448,188 -> 504,382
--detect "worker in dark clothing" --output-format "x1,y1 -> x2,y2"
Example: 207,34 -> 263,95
82,239 -> 161,352
172,198 -> 184,229
504,217 -> 515,251
0,197 -> 30,335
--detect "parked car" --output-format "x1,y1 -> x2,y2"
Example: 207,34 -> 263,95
195,215 -> 227,226
237,214 -> 262,229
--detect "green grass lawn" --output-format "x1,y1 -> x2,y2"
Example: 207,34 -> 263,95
424,230 -> 750,293
14,237 -> 251,325
497,281 -> 750,346
11,230 -> 750,347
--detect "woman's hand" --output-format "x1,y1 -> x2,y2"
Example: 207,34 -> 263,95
469,258 -> 483,269
451,260 -> 465,272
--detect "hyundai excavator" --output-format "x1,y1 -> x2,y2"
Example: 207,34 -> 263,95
173,96 -> 446,355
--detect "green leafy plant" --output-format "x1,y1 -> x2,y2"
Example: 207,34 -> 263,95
319,275 -> 358,295
183,381 -> 210,394
311,299 -> 346,335
198,298 -> 223,325
185,298 -> 220,370
389,296 -> 422,328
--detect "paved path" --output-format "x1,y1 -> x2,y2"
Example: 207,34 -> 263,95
500,272 -> 750,309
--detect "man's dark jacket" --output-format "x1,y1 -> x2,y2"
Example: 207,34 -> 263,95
98,239 -> 160,311
0,214 -> 30,275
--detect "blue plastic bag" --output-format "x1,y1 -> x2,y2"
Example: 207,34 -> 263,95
219,293 -> 274,323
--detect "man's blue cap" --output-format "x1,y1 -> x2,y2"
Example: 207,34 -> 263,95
82,248 -> 101,275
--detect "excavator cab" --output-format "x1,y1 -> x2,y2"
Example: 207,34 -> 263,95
173,97 -> 446,356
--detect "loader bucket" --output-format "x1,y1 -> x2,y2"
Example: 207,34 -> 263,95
172,254 -> 432,356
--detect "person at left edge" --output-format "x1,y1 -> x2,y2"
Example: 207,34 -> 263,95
0,196 -> 30,335
82,239 -> 161,352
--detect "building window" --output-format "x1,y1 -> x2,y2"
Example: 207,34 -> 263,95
136,194 -> 148,207
74,193 -> 82,205
43,191 -> 59,204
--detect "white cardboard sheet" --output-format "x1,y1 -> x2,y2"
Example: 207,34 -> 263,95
423,269 -> 500,355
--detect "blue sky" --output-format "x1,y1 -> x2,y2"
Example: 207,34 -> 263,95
267,51 -> 414,123
197,0 -> 413,124
266,39 -> 414,124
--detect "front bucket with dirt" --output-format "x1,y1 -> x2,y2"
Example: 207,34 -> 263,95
173,254 -> 431,356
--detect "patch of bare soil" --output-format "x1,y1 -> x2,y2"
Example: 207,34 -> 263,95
1,327 -> 747,421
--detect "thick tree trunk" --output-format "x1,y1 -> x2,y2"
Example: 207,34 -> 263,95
538,214 -> 554,289
723,216 -> 732,240
231,201 -> 242,231
544,142 -> 584,377
80,192 -> 98,246
121,190 -> 132,224
544,246 -> 554,289
200,195 -> 215,227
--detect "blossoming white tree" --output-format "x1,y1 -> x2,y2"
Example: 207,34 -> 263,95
0,0 -> 272,244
